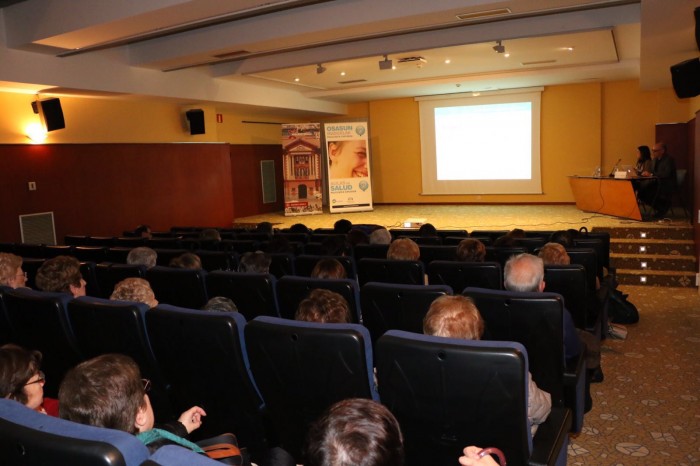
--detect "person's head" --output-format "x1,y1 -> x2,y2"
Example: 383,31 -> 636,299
418,223 -> 437,237
0,252 -> 27,288
333,219 -> 353,234
538,242 -> 570,266
322,235 -> 352,256
110,278 -> 158,308
266,236 -> 292,254
202,296 -> 238,312
423,295 -> 484,340
169,252 -> 202,270
347,229 -> 369,247
0,344 -> 44,410
134,225 -> 152,239
651,142 -> 667,159
289,223 -> 311,233
256,222 -> 274,234
295,289 -> 351,324
387,238 -> 419,261
59,354 -> 151,434
508,228 -> 526,238
637,145 -> 651,162
504,253 -> 545,293
311,258 -> 347,280
369,227 -> 392,245
304,398 -> 404,466
548,230 -> 574,248
328,140 -> 368,179
456,239 -> 486,262
238,251 -> 272,274
35,255 -> 86,298
198,228 -> 221,242
126,247 -> 157,269
493,235 -> 516,247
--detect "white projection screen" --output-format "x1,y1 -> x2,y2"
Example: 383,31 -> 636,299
418,88 -> 542,195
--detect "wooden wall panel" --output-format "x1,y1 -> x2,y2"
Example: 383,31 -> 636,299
0,143 -> 234,243
230,144 -> 284,219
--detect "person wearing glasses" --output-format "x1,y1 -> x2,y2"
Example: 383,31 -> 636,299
638,142 -> 677,218
0,252 -> 28,289
35,255 -> 87,298
0,343 -> 57,415
58,354 -> 207,453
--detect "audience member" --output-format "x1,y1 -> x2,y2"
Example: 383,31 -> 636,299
35,255 -> 86,298
547,230 -> 574,248
537,242 -> 570,265
423,295 -> 551,435
418,223 -> 437,237
198,228 -> 221,242
110,278 -> 159,308
256,222 -> 274,234
304,398 -> 404,466
202,296 -> 238,312
169,252 -> 202,270
265,236 -> 293,254
0,344 -> 56,416
347,229 -> 369,248
492,234 -> 516,247
321,235 -> 351,256
311,258 -> 347,280
289,223 -> 311,234
0,252 -> 28,288
59,354 -> 207,454
455,239 -> 486,262
295,289 -> 351,324
238,251 -> 272,274
458,447 -> 501,466
503,253 -> 581,360
333,219 -> 353,234
387,238 -> 419,261
134,225 -> 152,239
369,227 -> 392,245
127,247 -> 158,269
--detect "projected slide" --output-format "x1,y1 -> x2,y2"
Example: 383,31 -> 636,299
419,89 -> 542,195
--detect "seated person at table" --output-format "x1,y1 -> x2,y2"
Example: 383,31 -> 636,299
304,398 -> 404,466
0,252 -> 28,288
35,255 -> 86,298
59,354 -> 208,454
311,258 -> 347,280
110,277 -> 159,308
127,247 -> 158,269
423,295 -> 551,435
0,343 -> 57,415
638,142 -> 677,218
456,239 -> 486,262
295,289 -> 351,324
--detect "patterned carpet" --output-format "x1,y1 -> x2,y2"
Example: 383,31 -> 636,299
569,285 -> 700,465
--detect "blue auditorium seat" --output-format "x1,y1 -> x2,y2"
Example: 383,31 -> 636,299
276,275 -> 362,322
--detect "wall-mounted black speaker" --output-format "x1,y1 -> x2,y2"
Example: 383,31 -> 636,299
32,98 -> 65,131
670,58 -> 700,98
186,109 -> 205,135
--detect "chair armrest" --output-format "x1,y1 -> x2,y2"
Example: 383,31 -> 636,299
529,406 -> 572,466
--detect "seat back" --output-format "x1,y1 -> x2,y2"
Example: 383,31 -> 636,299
21,258 -> 45,289
0,399 -> 149,466
67,296 -> 173,420
352,243 -> 390,261
142,445 -> 222,466
153,248 -> 189,267
566,247 -> 600,286
376,332 -> 538,466
2,288 -> 82,397
544,264 -> 590,330
485,246 -> 527,266
360,282 -> 453,345
44,245 -> 75,258
205,271 -> 279,320
427,260 -> 502,292
268,252 -> 295,278
357,258 -> 425,286
293,254 -> 357,279
417,245 -> 457,266
79,261 -> 101,298
73,246 -> 108,262
0,286 -> 12,345
15,243 -> 46,259
105,247 -> 133,263
462,287 -> 566,407
145,306 -> 267,454
244,316 -> 378,461
194,249 -> 237,272
146,266 -> 208,309
95,263 -> 147,299
276,276 -> 362,322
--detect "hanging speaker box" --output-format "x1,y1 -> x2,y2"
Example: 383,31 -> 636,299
186,109 -> 205,135
670,58 -> 700,99
32,98 -> 66,131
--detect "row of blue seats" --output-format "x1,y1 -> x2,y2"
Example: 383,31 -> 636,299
0,285 -> 575,465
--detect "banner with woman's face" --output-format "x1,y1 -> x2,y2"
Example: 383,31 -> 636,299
324,122 -> 373,213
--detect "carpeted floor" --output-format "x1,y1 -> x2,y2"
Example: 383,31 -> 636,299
236,204 -> 699,464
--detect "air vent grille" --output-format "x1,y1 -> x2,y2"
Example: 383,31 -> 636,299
19,212 -> 56,245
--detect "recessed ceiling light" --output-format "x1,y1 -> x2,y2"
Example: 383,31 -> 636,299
340,71 -> 346,76
504,53 -> 510,58
444,59 -> 451,64
294,77 -> 300,82
565,47 -> 575,52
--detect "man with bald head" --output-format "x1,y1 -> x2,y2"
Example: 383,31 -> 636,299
640,142 -> 677,218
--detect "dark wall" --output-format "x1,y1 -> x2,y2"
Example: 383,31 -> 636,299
0,143 -> 235,242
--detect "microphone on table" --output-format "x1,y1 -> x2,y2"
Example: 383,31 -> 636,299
608,158 -> 622,177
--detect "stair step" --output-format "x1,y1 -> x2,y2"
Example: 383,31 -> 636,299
616,269 -> 697,288
610,241 -> 695,256
611,254 -> 696,272
594,226 -> 693,241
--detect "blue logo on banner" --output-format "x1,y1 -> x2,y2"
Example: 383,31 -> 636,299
355,126 -> 366,136
359,180 -> 369,191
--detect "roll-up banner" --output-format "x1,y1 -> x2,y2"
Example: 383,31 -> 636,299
282,123 -> 324,216
324,121 -> 373,213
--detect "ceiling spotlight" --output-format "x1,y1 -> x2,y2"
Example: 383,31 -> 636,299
493,40 -> 505,54
379,54 -> 393,70
316,64 -> 326,74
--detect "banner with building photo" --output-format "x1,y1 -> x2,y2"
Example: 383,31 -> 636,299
324,121 -> 373,213
282,123 -> 324,216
